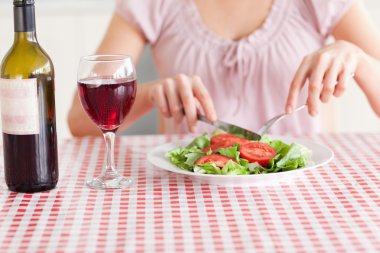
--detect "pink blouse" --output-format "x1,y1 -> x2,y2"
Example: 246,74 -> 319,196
116,0 -> 355,135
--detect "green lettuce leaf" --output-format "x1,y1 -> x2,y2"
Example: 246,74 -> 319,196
239,158 -> 249,168
216,144 -> 240,161
166,147 -> 192,171
211,129 -> 225,136
186,134 -> 210,150
194,163 -> 222,174
269,140 -> 291,156
166,147 -> 205,171
276,143 -> 313,171
184,152 -> 205,167
259,134 -> 272,144
221,160 -> 250,175
248,162 -> 264,174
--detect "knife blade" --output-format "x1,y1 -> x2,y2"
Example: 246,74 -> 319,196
197,113 -> 261,141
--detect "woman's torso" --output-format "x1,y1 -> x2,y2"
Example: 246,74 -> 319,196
116,0 -> 354,135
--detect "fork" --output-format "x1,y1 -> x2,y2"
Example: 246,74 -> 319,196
257,104 -> 307,136
194,104 -> 307,140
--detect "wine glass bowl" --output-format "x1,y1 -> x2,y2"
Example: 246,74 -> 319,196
77,54 -> 136,189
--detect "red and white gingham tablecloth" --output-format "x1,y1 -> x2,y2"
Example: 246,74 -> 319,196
0,134 -> 379,253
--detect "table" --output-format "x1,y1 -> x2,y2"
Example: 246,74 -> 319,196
0,134 -> 379,253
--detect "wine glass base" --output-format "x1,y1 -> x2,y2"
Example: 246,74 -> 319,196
86,176 -> 133,190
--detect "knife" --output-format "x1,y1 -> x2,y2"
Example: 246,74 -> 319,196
197,113 -> 261,141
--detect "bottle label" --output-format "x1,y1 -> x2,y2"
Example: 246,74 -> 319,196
0,78 -> 39,135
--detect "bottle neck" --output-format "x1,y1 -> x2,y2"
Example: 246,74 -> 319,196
14,4 -> 36,33
14,32 -> 37,43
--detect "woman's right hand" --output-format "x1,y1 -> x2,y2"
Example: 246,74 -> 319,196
148,74 -> 217,132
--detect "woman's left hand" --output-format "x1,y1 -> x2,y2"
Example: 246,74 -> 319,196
285,40 -> 364,116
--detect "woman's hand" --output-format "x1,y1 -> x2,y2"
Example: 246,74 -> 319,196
148,74 -> 217,132
286,40 -> 364,116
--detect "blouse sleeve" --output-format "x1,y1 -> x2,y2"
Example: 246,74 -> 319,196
115,0 -> 167,44
304,0 -> 357,38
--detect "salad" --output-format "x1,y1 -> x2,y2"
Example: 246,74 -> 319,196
166,132 -> 313,175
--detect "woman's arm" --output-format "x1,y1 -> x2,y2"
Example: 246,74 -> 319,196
332,2 -> 380,116
286,2 -> 380,117
68,13 -> 153,136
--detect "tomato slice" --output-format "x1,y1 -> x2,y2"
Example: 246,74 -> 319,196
211,133 -> 250,145
240,142 -> 276,167
202,142 -> 236,153
195,154 -> 236,168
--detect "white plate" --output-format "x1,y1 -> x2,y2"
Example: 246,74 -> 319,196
147,136 -> 334,186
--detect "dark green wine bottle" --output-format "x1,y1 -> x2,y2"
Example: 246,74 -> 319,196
0,0 -> 59,193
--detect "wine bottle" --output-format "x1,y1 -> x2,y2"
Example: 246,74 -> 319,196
0,0 -> 59,193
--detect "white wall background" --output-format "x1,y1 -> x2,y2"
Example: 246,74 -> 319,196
0,0 -> 379,139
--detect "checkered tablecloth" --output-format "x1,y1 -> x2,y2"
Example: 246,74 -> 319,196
0,134 -> 379,253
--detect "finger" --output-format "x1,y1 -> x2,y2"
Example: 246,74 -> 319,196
334,67 -> 353,97
320,60 -> 341,103
163,78 -> 184,124
286,56 -> 310,113
194,97 -> 202,112
150,84 -> 171,118
307,55 -> 330,116
191,75 -> 217,121
177,75 -> 198,133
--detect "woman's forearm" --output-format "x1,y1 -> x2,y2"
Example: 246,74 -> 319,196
118,82 -> 155,131
355,52 -> 380,117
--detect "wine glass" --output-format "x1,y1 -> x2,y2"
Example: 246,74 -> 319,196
77,54 -> 137,189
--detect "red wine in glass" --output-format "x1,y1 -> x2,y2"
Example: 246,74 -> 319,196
77,54 -> 136,190
78,78 -> 137,131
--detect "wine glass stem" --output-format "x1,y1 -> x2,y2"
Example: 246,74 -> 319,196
103,131 -> 118,178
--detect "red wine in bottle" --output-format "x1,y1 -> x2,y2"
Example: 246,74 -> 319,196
0,0 -> 59,193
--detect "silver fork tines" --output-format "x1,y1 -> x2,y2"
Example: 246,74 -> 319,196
257,104 -> 307,136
